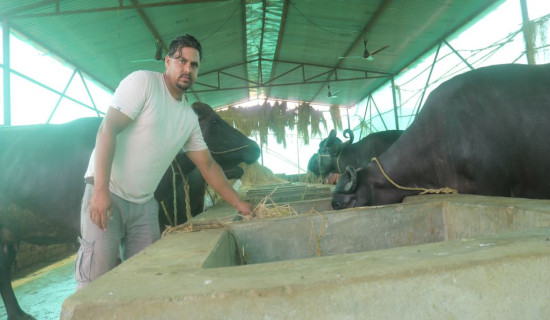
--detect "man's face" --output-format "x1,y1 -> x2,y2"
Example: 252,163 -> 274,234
165,46 -> 200,92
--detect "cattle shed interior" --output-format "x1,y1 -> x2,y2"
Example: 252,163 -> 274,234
0,0 -> 506,110
1,0 -> 549,173
1,1 -> 550,319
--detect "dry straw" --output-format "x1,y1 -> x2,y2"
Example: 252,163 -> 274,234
300,171 -> 324,184
310,108 -> 326,138
269,101 -> 289,147
330,104 -> 342,132
297,102 -> 312,144
242,187 -> 298,220
239,162 -> 288,187
216,101 -> 326,147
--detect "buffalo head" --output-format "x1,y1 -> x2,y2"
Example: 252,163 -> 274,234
307,153 -> 320,175
317,129 -> 352,176
331,165 -> 369,209
192,102 -> 261,169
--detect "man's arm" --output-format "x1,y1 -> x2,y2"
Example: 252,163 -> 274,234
90,107 -> 132,231
186,149 -> 252,216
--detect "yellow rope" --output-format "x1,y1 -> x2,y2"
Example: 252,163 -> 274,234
172,160 -> 192,224
160,201 -> 174,227
307,209 -> 327,257
182,175 -> 192,223
336,141 -> 351,174
209,145 -> 248,154
371,157 -> 458,195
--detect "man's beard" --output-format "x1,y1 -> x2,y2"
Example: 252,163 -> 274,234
176,75 -> 193,91
176,83 -> 190,91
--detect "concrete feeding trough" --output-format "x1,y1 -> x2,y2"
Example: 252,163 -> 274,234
205,194 -> 550,267
61,194 -> 550,320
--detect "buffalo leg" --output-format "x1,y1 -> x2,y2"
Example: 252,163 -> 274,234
0,227 -> 35,320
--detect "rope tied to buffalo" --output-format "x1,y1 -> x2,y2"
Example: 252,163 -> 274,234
209,144 -> 248,154
173,160 -> 192,223
371,157 -> 458,195
335,141 -> 350,174
160,160 -> 192,228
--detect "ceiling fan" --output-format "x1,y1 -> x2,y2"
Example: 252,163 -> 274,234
327,84 -> 342,98
130,39 -> 164,63
339,38 -> 390,61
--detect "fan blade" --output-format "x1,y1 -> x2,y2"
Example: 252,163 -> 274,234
370,45 -> 390,56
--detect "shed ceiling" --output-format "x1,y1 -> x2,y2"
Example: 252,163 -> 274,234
0,0 -> 502,109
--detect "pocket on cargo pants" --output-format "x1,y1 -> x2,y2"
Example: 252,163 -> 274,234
75,236 -> 94,285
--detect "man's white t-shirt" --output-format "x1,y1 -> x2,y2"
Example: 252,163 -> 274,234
85,70 -> 207,204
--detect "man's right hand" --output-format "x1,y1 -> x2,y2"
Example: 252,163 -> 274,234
90,188 -> 112,231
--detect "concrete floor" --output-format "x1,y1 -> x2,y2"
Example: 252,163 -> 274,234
60,193 -> 550,320
0,255 -> 76,320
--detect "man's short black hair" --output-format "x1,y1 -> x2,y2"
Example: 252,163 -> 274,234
167,34 -> 202,61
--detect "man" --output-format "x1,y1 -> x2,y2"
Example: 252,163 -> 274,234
75,34 -> 252,290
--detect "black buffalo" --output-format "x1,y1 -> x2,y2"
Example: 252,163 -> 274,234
0,102 -> 259,320
156,165 -> 244,230
308,129 -> 402,177
332,63 -> 550,209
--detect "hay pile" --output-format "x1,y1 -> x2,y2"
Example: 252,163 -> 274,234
203,162 -> 287,207
245,189 -> 298,220
239,162 -> 288,187
300,171 -> 324,184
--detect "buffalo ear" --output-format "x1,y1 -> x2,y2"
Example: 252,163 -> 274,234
344,166 -> 358,193
325,131 -> 341,156
191,102 -> 210,119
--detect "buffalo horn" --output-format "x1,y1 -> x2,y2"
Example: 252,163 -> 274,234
343,129 -> 354,144
344,166 -> 358,193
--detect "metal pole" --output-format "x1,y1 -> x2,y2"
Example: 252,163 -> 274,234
358,96 -> 370,139
390,77 -> 399,130
78,69 -> 101,117
296,130 -> 300,174
47,68 -> 77,124
444,40 -> 474,70
3,19 -> 11,125
371,97 -> 388,131
416,41 -> 442,116
520,0 -> 535,65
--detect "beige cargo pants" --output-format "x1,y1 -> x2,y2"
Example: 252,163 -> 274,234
75,183 -> 160,290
